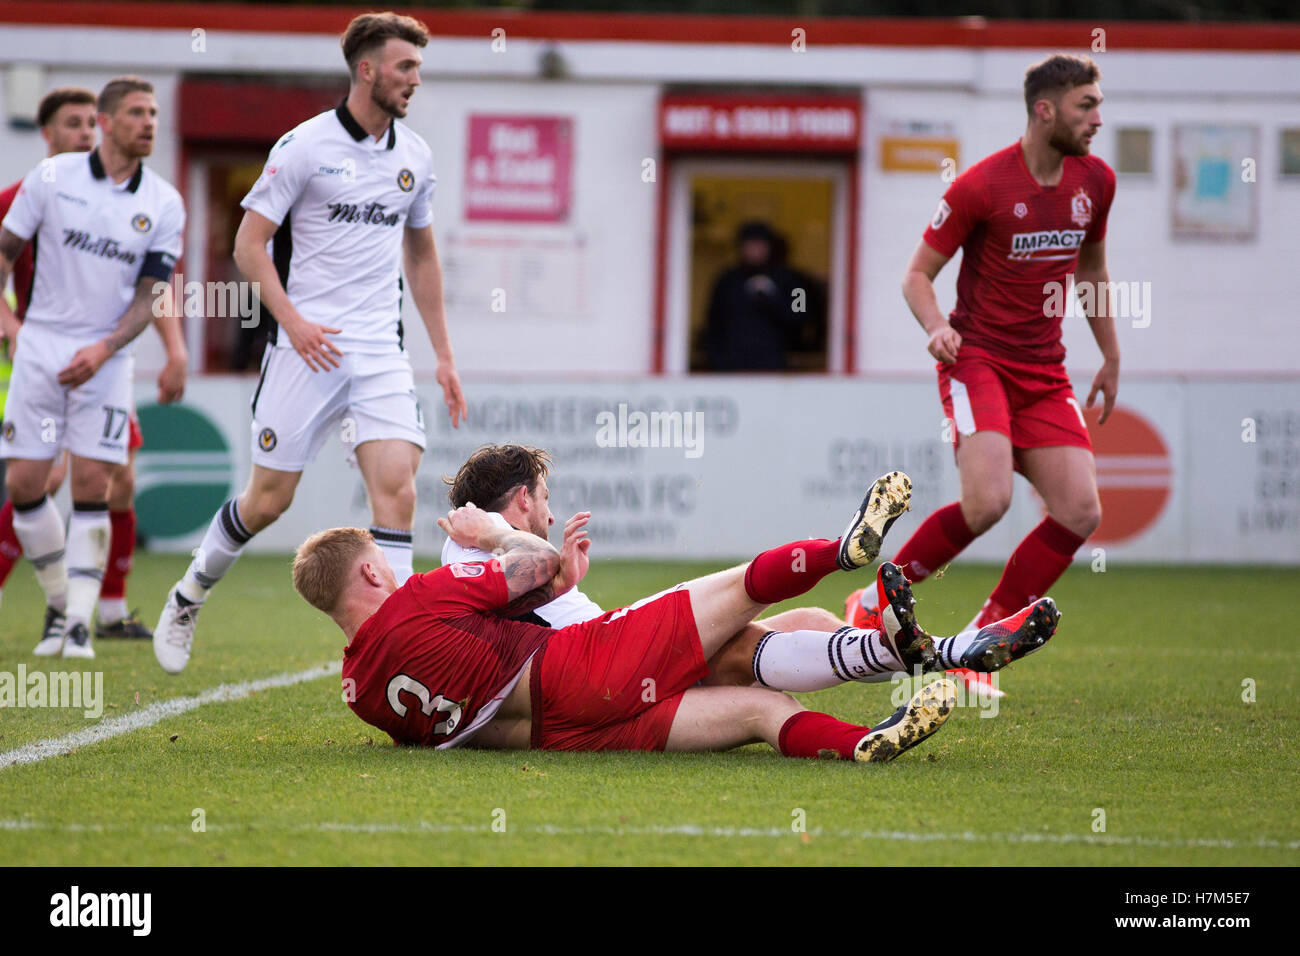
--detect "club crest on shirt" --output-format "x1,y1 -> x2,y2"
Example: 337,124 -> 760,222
132,213 -> 152,233
397,168 -> 415,192
1013,202 -> 1028,218
258,427 -> 277,452
1070,188 -> 1093,228
449,563 -> 485,578
2,422 -> 14,441
930,199 -> 951,230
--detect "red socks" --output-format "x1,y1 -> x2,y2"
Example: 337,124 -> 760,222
0,499 -> 22,587
100,509 -> 137,600
892,501 -> 976,584
743,538 -> 840,605
778,711 -> 871,760
988,516 -> 1084,610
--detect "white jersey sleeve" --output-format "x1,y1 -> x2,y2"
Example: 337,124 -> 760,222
438,511 -> 604,628
241,132 -> 312,226
406,165 -> 436,230
143,191 -> 185,280
1,163 -> 49,241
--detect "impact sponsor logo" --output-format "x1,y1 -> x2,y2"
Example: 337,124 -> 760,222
61,229 -> 138,264
1008,228 -> 1086,261
49,886 -> 151,936
135,404 -> 234,539
0,666 -> 103,718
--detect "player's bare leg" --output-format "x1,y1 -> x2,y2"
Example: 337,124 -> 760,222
0,450 -> 72,614
664,681 -> 956,763
355,438 -> 421,584
5,455 -> 68,654
56,455 -> 113,659
154,464 -> 303,673
963,445 -> 1099,635
96,448 -> 150,639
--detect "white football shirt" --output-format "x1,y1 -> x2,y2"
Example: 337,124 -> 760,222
242,102 -> 436,355
2,149 -> 183,343
440,510 -> 605,629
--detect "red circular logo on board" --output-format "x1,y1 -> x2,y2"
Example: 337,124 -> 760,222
1085,405 -> 1172,544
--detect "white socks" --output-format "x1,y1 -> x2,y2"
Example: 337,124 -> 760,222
11,496 -> 67,612
66,502 -> 110,630
180,498 -> 253,603
752,626 -> 914,691
935,632 -> 980,670
371,526 -> 414,584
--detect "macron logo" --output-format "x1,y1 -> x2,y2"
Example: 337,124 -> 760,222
49,885 -> 151,936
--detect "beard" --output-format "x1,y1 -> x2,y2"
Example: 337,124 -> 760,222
371,79 -> 411,119
114,131 -> 153,160
1048,120 -> 1089,157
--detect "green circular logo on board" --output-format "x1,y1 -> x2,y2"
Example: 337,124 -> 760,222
135,403 -> 234,539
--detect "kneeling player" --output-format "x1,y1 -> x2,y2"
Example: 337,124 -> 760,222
293,474 -> 1060,760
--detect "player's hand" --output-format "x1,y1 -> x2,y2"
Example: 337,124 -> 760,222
1087,358 -> 1120,425
436,359 -> 468,428
554,511 -> 592,594
157,354 -> 187,404
0,312 -> 20,358
926,324 -> 962,364
58,341 -> 113,388
283,316 -> 343,372
436,502 -> 498,551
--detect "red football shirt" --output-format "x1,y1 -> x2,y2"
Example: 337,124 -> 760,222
0,179 -> 36,319
342,560 -> 553,748
922,141 -> 1116,365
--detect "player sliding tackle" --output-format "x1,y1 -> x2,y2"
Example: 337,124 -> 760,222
293,473 -> 1061,761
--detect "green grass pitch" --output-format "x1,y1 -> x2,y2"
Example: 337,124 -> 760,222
1,553 -> 1297,866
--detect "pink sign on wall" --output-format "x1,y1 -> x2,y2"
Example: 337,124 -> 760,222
465,115 -> 573,223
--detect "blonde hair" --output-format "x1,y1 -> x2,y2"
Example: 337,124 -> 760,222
292,527 -> 375,614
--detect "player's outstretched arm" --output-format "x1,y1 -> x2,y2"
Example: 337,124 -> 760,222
0,228 -> 28,350
901,239 -> 960,363
1076,239 -> 1120,424
233,209 -> 342,372
403,225 -> 467,427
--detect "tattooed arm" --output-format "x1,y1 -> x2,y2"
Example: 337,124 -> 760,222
0,228 -> 29,350
57,275 -> 159,387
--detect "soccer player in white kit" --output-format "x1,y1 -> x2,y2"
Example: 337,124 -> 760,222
153,12 -> 467,673
0,77 -> 185,658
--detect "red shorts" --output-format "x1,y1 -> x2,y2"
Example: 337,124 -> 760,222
937,346 -> 1091,464
128,414 -> 143,451
529,587 -> 708,752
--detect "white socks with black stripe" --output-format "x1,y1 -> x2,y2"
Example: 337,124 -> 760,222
179,498 -> 254,604
370,526 -> 413,584
11,496 -> 67,612
66,502 -> 110,631
751,626 -> 913,692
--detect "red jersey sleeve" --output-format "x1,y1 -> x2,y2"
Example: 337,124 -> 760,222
406,560 -> 510,616
922,169 -> 990,258
1085,161 -> 1117,244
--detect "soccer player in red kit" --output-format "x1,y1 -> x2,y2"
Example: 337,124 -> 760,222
846,54 -> 1117,698
294,474 -> 1062,761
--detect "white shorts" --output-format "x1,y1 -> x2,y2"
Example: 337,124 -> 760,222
0,322 -> 133,465
249,346 -> 426,471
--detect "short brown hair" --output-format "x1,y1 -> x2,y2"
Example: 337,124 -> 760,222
1024,54 -> 1100,116
293,527 -> 375,614
37,87 -> 95,128
97,76 -> 154,117
444,444 -> 552,512
341,12 -> 430,77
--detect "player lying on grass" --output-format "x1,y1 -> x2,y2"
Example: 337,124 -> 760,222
293,473 -> 1061,761
440,444 -> 1054,691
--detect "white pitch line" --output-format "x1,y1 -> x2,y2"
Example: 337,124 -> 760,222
0,662 -> 340,770
0,819 -> 1295,852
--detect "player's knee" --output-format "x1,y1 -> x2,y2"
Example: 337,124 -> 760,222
1063,497 -> 1102,539
964,492 -> 1011,534
108,470 -> 135,510
243,484 -> 294,526
377,479 -> 417,523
